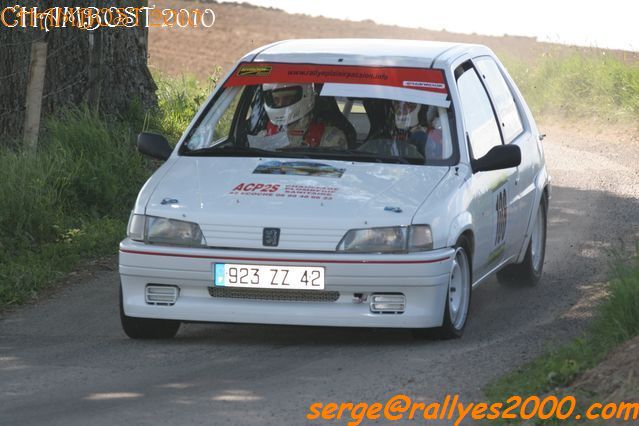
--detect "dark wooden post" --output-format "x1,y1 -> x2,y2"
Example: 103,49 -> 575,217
23,39 -> 48,150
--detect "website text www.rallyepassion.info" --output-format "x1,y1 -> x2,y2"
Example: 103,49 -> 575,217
306,394 -> 638,425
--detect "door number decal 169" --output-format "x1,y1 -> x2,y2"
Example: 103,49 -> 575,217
495,188 -> 507,246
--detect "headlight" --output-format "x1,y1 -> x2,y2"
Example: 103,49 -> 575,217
407,225 -> 433,252
127,213 -> 207,247
127,213 -> 146,241
336,225 -> 433,253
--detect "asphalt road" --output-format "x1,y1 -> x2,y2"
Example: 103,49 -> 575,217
2,124 -> 638,426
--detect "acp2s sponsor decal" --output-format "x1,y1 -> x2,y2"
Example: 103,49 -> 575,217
230,183 -> 338,200
231,183 -> 280,193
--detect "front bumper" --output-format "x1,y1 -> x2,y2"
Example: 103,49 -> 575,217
119,239 -> 454,328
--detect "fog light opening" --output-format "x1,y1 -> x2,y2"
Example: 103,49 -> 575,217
145,285 -> 180,306
352,293 -> 368,304
370,294 -> 405,314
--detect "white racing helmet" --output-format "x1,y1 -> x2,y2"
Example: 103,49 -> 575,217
262,83 -> 315,126
426,105 -> 441,129
393,101 -> 422,130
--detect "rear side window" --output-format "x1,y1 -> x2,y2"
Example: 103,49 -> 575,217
474,57 -> 524,144
456,67 -> 502,159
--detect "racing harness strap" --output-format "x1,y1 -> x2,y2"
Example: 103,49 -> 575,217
303,121 -> 326,148
265,120 -> 327,148
265,121 -> 280,136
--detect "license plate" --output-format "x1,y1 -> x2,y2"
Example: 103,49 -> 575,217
214,263 -> 325,290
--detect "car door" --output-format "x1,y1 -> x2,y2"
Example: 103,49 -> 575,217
455,61 -> 518,279
473,56 -> 535,260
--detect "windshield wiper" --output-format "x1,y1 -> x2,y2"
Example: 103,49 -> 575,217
276,147 -> 413,164
183,144 -> 414,164
183,145 -> 264,156
182,145 -> 306,158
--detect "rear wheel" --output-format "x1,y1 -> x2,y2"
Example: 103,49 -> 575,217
413,236 -> 472,339
119,286 -> 181,339
497,196 -> 547,287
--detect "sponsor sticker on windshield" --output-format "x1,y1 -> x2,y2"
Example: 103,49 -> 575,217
403,80 -> 446,90
253,160 -> 345,178
237,65 -> 273,77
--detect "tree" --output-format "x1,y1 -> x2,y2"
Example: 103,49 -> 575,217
0,1 -> 157,147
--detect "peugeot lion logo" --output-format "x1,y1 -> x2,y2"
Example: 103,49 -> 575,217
263,228 -> 280,247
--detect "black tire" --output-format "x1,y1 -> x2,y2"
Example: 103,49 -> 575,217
119,286 -> 181,339
497,196 -> 547,287
413,235 -> 472,340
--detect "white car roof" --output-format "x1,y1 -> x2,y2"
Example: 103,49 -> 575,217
246,39 -> 492,69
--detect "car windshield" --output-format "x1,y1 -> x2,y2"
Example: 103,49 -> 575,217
181,63 -> 455,166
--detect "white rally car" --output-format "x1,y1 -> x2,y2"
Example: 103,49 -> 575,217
119,39 -> 549,339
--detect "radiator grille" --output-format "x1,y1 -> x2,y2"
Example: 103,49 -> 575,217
200,224 -> 345,251
208,287 -> 340,303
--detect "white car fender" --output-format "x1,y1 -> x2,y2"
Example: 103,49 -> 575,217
132,157 -> 178,215
446,211 -> 474,252
411,167 -> 468,250
516,167 -> 551,263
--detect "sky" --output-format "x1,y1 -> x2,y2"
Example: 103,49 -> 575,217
218,0 -> 639,52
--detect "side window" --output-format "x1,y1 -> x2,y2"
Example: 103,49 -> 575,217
474,57 -> 524,144
187,87 -> 243,150
456,66 -> 502,159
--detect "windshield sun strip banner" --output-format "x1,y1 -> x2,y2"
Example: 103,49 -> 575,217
319,83 -> 450,108
223,62 -> 448,94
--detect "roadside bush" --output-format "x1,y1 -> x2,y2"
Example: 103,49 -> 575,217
0,107 -> 152,307
44,108 -> 149,217
0,107 -> 148,251
0,150 -> 64,245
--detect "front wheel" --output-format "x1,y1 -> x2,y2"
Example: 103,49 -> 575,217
119,287 -> 181,339
413,236 -> 472,339
497,196 -> 547,287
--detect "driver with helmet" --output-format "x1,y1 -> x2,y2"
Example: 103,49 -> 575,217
260,83 -> 347,149
392,100 -> 443,159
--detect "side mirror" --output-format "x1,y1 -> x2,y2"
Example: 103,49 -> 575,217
137,132 -> 172,161
471,144 -> 521,173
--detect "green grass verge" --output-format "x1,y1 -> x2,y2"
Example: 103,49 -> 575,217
0,71 -> 225,310
0,218 -> 126,306
0,107 -> 151,309
503,53 -> 639,122
485,249 -> 639,412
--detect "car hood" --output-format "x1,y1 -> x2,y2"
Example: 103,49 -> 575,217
146,157 -> 449,250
